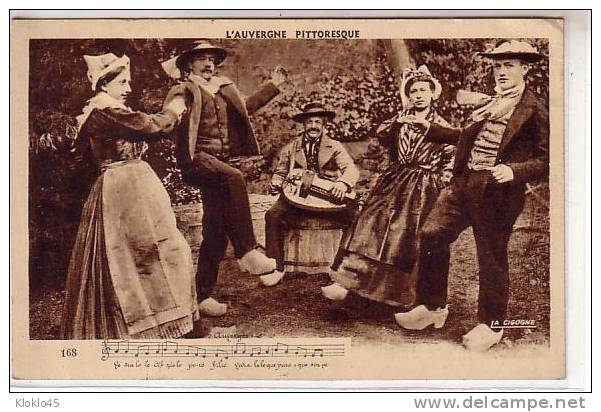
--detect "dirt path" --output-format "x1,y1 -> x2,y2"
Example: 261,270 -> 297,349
31,226 -> 550,354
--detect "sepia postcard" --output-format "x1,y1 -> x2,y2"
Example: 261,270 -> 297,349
10,17 -> 564,382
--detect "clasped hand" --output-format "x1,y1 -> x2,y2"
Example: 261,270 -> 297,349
486,164 -> 514,183
165,97 -> 187,117
270,66 -> 288,87
396,114 -> 431,131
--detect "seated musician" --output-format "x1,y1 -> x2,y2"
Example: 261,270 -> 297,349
262,102 -> 360,287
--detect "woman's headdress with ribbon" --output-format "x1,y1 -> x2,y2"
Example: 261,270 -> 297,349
400,65 -> 442,109
83,53 -> 130,91
77,53 -> 131,131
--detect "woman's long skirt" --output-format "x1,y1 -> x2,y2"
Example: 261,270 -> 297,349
331,165 -> 443,308
60,160 -> 198,339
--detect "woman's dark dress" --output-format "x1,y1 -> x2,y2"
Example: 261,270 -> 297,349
331,108 -> 454,307
60,98 -> 198,339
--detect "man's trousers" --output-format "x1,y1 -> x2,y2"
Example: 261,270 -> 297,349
265,196 -> 357,272
415,173 -> 525,325
182,152 -> 257,301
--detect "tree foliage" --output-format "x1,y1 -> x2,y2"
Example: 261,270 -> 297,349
28,38 -> 549,288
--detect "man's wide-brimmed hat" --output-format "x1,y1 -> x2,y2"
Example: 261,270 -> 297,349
176,41 -> 228,69
292,102 -> 336,123
83,53 -> 130,91
477,40 -> 542,63
162,41 -> 227,79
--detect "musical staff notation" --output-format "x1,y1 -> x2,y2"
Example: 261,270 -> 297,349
101,340 -> 345,361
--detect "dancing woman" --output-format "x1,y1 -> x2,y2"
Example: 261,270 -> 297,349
322,66 -> 454,311
60,53 -> 201,339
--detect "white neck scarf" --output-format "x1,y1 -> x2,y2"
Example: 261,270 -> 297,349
188,73 -> 223,96
76,92 -> 129,131
470,81 -> 525,123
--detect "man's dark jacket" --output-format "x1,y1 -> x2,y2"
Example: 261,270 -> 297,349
425,89 -> 549,203
164,77 -> 280,166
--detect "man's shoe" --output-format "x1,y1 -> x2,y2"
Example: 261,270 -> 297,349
462,324 -> 503,352
394,305 -> 449,330
321,283 -> 349,301
238,249 -> 277,275
260,270 -> 285,287
198,297 -> 227,317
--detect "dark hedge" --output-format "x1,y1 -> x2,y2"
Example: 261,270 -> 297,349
28,38 -> 549,289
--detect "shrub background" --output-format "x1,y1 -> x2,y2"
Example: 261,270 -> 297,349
28,38 -> 549,290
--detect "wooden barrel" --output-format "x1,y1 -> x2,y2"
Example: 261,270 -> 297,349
283,216 -> 345,275
173,195 -> 278,271
248,194 -> 278,249
173,203 -> 204,266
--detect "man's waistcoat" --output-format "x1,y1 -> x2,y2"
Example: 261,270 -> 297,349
164,77 -> 280,166
196,86 -> 230,158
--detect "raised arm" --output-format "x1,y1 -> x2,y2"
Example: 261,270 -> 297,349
245,66 -> 287,114
245,81 -> 281,115
93,104 -> 183,141
424,123 -> 462,146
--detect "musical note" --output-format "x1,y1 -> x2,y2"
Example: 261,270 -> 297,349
114,340 -> 129,354
162,341 -> 179,356
233,343 -> 247,355
274,342 -> 289,355
214,348 -> 230,359
99,340 -> 345,361
311,348 -> 324,357
293,346 -> 308,357
134,345 -> 147,357
188,346 -> 206,358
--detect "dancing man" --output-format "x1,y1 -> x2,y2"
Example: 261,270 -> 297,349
395,40 -> 549,351
163,41 -> 287,316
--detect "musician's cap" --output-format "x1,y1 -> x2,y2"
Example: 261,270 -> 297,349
292,102 -> 336,122
477,40 -> 542,63
162,41 -> 227,79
